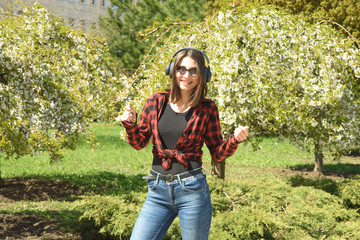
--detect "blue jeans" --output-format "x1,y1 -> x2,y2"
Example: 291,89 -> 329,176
130,169 -> 212,240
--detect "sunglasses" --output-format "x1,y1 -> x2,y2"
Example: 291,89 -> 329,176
176,66 -> 199,77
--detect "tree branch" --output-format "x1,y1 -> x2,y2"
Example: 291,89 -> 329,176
0,12 -> 21,17
139,21 -> 194,40
317,19 -> 360,49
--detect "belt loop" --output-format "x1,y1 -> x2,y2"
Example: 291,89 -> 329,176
178,174 -> 185,188
156,173 -> 160,184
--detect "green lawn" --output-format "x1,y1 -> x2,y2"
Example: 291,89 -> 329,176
1,122 -> 315,179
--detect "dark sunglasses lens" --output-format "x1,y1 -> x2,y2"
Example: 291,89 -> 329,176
189,68 -> 198,76
178,67 -> 187,74
177,66 -> 198,77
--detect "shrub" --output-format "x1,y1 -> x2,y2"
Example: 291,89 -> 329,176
75,177 -> 360,239
208,177 -> 360,239
340,176 -> 360,212
75,194 -> 145,239
287,175 -> 340,195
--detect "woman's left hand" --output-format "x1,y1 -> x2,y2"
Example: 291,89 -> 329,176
234,126 -> 249,142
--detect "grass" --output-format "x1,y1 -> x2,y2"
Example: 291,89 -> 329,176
2,123 -> 151,177
1,123 -> 315,181
2,122 -> 359,186
228,137 -> 312,166
1,122 -> 359,239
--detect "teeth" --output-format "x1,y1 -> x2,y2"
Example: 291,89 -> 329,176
181,80 -> 191,84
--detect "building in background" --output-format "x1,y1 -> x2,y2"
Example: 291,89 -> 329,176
0,0 -> 116,33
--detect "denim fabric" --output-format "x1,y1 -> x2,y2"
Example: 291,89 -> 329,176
130,170 -> 212,240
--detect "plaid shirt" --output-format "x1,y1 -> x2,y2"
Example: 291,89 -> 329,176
121,92 -> 241,170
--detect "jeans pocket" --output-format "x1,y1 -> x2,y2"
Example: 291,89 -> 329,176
181,174 -> 206,192
147,178 -> 157,190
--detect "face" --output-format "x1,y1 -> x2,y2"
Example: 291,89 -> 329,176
175,56 -> 200,94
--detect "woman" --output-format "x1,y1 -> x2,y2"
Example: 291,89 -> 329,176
120,48 -> 249,240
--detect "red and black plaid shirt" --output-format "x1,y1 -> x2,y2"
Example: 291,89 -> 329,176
121,92 -> 241,170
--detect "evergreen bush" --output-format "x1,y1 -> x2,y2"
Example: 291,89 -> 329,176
76,177 -> 360,239
209,177 -> 360,239
340,176 -> 360,212
76,194 -> 145,239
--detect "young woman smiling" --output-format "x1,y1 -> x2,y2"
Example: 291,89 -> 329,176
120,48 -> 249,240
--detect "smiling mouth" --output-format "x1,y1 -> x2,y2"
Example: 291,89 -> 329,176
181,80 -> 192,85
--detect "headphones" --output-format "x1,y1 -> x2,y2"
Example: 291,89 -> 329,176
165,47 -> 212,83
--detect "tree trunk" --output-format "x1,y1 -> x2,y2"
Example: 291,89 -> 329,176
313,143 -> 324,174
211,157 -> 225,179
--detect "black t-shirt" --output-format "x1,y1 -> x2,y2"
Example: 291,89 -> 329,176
152,100 -> 202,175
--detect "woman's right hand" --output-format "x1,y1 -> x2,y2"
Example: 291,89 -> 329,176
119,105 -> 137,123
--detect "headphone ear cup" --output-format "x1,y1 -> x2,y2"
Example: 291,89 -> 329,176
203,68 -> 208,83
165,61 -> 174,77
205,67 -> 212,82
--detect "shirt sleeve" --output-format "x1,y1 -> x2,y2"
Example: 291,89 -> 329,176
203,104 -> 240,162
121,98 -> 152,150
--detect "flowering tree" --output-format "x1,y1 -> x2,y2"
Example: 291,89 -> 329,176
0,4 -> 126,164
118,7 -> 360,175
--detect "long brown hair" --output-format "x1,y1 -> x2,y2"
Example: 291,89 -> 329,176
169,49 -> 208,107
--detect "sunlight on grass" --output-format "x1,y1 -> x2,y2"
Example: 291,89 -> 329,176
230,137 -> 313,167
1,123 -> 153,180
0,122 -> 348,182
202,136 -> 314,176
2,123 -> 313,181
